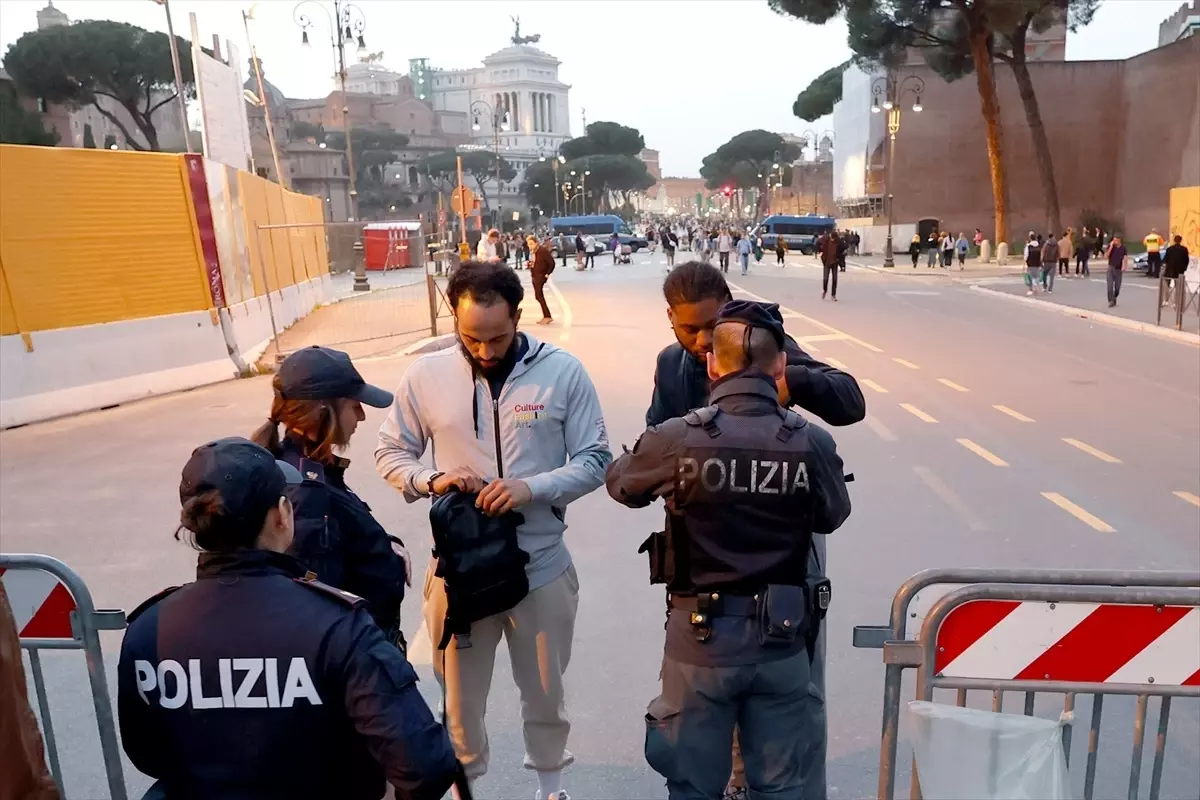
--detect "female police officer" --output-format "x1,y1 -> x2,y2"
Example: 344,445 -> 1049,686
118,437 -> 463,799
250,345 -> 410,645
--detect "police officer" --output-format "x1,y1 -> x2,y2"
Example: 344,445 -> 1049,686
607,301 -> 851,800
251,346 -> 410,646
118,437 -> 464,799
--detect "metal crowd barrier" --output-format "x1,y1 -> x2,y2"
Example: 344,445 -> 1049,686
1,553 -> 128,800
1156,273 -> 1199,330
853,568 -> 1200,800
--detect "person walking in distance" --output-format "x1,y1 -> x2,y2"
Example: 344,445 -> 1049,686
737,232 -> 753,276
717,228 -> 733,273
1023,232 -> 1043,295
955,232 -> 969,269
836,230 -> 849,273
925,231 -> 939,268
1076,229 -> 1093,277
1162,234 -> 1191,306
820,229 -> 840,301
375,262 -> 611,800
1105,235 -> 1127,307
663,226 -> 679,268
775,235 -> 788,266
1057,231 -> 1073,278
582,233 -> 598,270
1040,232 -> 1059,293
910,233 -> 921,268
940,231 -> 954,269
531,236 -> 556,325
557,233 -> 569,270
1143,228 -> 1165,279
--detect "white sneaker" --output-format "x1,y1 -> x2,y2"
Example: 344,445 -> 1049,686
1026,290 -> 1034,296
536,792 -> 571,800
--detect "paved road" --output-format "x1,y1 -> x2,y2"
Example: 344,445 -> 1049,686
2,248 -> 1197,799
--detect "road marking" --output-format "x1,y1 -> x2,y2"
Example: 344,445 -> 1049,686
546,276 -> 573,343
888,290 -> 943,296
893,358 -> 920,369
861,379 -> 889,393
798,333 -> 850,343
1041,492 -> 1116,533
900,403 -> 938,423
938,378 -> 970,392
913,466 -> 988,531
1062,438 -> 1122,464
993,404 -> 1035,423
956,438 -> 1009,467
864,414 -> 897,441
728,281 -> 884,352
1174,491 -> 1200,508
406,620 -> 432,665
825,357 -> 848,370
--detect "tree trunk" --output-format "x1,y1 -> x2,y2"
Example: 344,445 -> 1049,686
1005,25 -> 1062,236
967,27 -> 1010,248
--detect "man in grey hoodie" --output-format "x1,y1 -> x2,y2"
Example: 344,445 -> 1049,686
375,261 -> 611,800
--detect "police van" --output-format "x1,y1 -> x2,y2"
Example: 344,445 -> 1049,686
548,214 -> 648,256
756,214 -> 836,255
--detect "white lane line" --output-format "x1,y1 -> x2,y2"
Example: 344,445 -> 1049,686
546,276 -> 573,343
864,414 -> 897,442
825,357 -> 848,370
993,404 -> 1035,423
893,358 -> 920,370
938,378 -> 970,392
861,379 -> 889,394
1041,492 -> 1116,533
728,281 -> 884,352
798,333 -> 850,343
406,620 -> 433,666
1174,491 -> 1200,508
956,438 -> 1010,467
900,403 -> 938,423
913,465 -> 988,531
1062,438 -> 1122,464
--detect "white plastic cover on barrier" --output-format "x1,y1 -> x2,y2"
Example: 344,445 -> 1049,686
907,700 -> 1071,800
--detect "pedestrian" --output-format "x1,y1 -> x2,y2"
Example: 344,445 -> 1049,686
1023,232 -> 1043,295
1076,230 -> 1092,277
775,235 -> 788,266
910,233 -> 921,268
973,228 -> 984,255
737,232 -> 753,276
375,261 -> 611,800
663,226 -> 679,268
607,300 -> 851,800
955,232 -> 969,269
1162,234 -> 1191,306
1,582 -> 60,800
557,233 -> 568,270
717,228 -> 733,273
583,233 -> 597,270
478,229 -> 502,262
1041,232 -> 1059,293
251,346 -> 410,644
1105,235 -> 1127,307
940,231 -> 954,268
648,227 -> 658,254
1094,227 -> 1106,258
926,231 -> 939,268
836,230 -> 849,272
820,229 -> 840,300
531,236 -> 556,325
574,233 -> 585,270
1143,228 -> 1165,279
1057,231 -> 1072,277
118,438 -> 464,799
753,233 -> 764,264
609,232 -> 620,264
850,231 -> 861,256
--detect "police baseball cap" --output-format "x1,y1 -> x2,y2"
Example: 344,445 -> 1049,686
716,299 -> 786,349
276,346 -> 393,408
180,437 -> 302,518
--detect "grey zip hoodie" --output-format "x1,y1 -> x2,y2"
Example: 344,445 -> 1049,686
374,333 -> 612,591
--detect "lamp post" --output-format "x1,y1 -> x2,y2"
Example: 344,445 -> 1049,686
295,0 -> 369,290
871,74 -> 924,268
471,100 -> 512,229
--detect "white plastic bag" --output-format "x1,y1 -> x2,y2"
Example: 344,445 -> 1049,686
907,700 -> 1072,800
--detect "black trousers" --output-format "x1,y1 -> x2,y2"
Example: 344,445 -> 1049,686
532,277 -> 551,319
822,261 -> 838,296
718,252 -> 730,271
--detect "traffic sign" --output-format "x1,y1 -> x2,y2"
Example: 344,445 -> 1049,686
451,185 -> 475,216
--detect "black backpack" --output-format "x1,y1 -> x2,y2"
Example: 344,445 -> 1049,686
429,491 -> 530,649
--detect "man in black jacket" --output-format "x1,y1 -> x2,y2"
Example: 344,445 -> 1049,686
645,261 -> 864,800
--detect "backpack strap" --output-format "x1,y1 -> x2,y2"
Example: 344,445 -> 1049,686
683,405 -> 721,439
776,409 -> 805,443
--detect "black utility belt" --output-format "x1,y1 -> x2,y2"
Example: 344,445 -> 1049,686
670,578 -> 832,645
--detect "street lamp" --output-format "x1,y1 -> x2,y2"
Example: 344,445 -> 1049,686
871,74 -> 925,268
295,0 -> 370,290
471,99 -> 511,228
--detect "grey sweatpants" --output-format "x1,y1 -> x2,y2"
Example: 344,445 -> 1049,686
1107,267 -> 1123,304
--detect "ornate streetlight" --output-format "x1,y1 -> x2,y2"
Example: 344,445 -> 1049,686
295,0 -> 369,290
871,74 -> 925,268
471,100 -> 512,228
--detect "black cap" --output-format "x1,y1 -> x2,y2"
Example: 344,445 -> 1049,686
277,346 -> 393,408
716,300 -> 786,349
180,437 -> 302,519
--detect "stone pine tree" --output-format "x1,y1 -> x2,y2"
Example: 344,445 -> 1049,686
523,122 -> 655,214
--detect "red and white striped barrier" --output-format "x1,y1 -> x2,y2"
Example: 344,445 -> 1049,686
0,565 -> 78,639
935,600 -> 1200,686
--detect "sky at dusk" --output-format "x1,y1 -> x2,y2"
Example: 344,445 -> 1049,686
0,0 -> 1188,176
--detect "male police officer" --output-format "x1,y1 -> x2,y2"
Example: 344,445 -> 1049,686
607,301 -> 851,800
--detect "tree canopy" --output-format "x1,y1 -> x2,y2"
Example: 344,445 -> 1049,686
699,130 -> 800,191
324,126 -> 411,184
419,149 -> 517,211
522,121 -> 655,213
3,20 -> 197,151
0,91 -> 59,146
559,120 -> 646,161
793,60 -> 850,122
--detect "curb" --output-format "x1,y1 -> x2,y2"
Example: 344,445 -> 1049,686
401,333 -> 456,356
851,260 -> 1023,283
969,284 -> 1200,345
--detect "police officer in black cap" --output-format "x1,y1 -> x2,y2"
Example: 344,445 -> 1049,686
251,345 -> 410,647
606,300 -> 851,800
118,437 -> 465,799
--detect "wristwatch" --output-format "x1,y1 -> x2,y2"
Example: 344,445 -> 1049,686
425,471 -> 444,496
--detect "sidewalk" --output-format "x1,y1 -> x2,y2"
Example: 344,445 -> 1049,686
972,271 -> 1199,339
849,252 -> 1024,281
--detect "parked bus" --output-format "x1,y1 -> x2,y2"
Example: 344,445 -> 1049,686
756,214 -> 836,255
548,214 -> 648,255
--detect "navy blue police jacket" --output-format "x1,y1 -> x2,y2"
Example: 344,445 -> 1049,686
117,550 -> 459,800
645,336 -> 865,429
278,437 -> 407,635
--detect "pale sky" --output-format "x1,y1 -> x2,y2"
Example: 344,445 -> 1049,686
0,0 -> 1187,176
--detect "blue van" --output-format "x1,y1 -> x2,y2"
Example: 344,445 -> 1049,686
548,214 -> 648,255
757,214 -> 836,254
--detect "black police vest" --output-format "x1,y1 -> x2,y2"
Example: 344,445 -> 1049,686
669,405 -> 816,595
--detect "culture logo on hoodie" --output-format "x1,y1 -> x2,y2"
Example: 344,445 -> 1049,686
514,402 -> 546,429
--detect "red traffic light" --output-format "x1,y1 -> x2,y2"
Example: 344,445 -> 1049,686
722,186 -> 732,196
